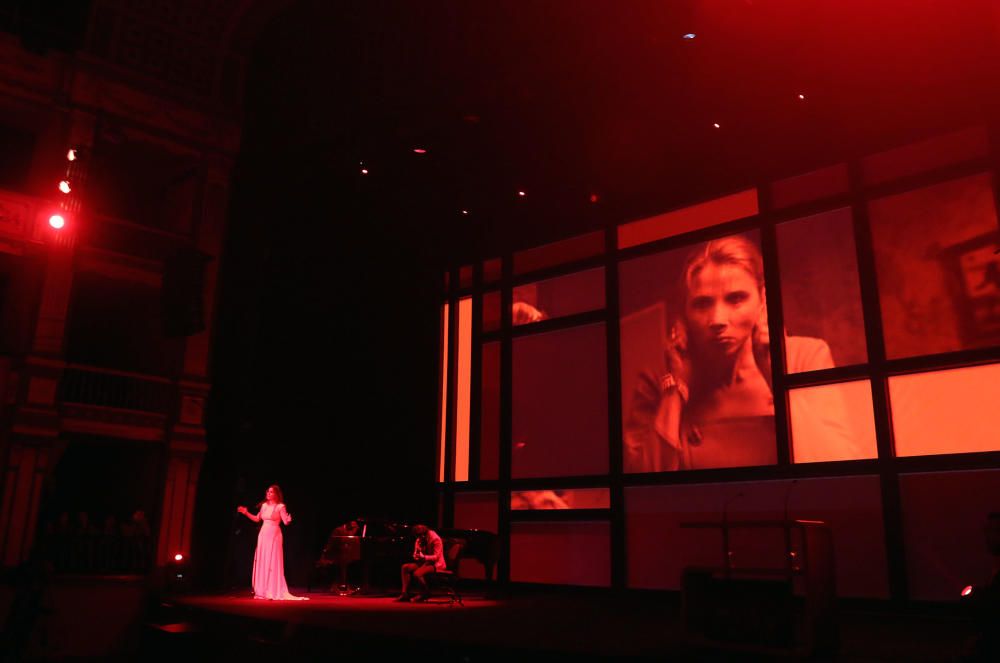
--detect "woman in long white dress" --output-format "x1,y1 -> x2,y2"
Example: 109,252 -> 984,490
237,485 -> 307,600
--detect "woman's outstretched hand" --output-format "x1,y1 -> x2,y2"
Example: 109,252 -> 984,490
237,506 -> 248,515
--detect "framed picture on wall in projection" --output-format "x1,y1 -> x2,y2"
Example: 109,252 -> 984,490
939,233 -> 1000,349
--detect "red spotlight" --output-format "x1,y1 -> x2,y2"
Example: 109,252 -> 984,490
360,168 -> 369,175
798,93 -> 806,100
712,122 -> 721,129
66,149 -> 77,161
460,209 -> 469,215
589,193 -> 600,204
48,214 -> 65,229
517,190 -> 526,197
962,585 -> 974,597
58,180 -> 71,194
413,148 -> 427,154
174,553 -> 184,562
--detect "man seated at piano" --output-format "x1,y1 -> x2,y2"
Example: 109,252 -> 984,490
396,524 -> 445,602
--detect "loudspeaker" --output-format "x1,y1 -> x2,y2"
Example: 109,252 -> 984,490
162,248 -> 210,337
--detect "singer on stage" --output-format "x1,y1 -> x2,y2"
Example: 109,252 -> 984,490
237,484 -> 307,600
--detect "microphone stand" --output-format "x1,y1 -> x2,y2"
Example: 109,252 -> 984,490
722,492 -> 744,578
783,480 -> 799,575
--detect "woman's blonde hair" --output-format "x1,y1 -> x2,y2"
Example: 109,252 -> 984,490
681,234 -> 765,294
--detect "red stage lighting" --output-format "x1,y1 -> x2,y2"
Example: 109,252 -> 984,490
413,148 -> 427,154
48,214 -> 65,229
461,209 -> 469,215
360,168 -> 369,175
66,149 -> 77,161
58,180 -> 71,194
174,553 -> 184,562
961,584 -> 974,597
589,193 -> 600,204
683,33 -> 696,40
713,123 -> 721,129
798,93 -> 806,100
517,190 -> 526,197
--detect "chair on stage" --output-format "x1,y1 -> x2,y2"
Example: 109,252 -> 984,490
425,537 -> 467,606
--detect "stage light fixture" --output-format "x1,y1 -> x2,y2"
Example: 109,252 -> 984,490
962,585 -> 974,597
683,33 -> 696,40
798,93 -> 806,100
58,180 -> 71,194
589,193 -> 600,203
48,214 -> 65,229
461,209 -> 469,215
713,123 -> 721,129
66,149 -> 77,161
413,148 -> 427,154
174,553 -> 184,562
517,190 -> 526,197
360,167 -> 369,175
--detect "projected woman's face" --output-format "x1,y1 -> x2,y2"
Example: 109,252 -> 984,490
685,262 -> 763,357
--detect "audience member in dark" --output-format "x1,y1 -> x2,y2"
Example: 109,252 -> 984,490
42,509 -> 151,574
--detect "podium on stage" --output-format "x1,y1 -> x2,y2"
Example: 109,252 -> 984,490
680,519 -> 837,655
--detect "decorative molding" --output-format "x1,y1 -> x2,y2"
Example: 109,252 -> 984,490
0,194 -> 31,239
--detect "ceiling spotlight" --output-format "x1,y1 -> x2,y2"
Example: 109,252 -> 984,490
48,214 -> 65,229
413,148 -> 427,154
66,149 -> 77,161
589,193 -> 600,203
798,93 -> 806,100
360,168 -> 369,175
713,123 -> 721,129
58,180 -> 71,194
460,209 -> 469,215
683,33 -> 696,40
517,190 -> 526,197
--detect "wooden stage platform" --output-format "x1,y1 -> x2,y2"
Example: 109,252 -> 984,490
140,588 -> 980,661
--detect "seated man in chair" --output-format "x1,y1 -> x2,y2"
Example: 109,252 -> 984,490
396,524 -> 445,602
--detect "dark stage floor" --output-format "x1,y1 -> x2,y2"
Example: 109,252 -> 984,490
142,588 -> 981,662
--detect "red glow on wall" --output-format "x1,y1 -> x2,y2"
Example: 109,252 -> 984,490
589,193 -> 600,203
454,297 -> 472,481
48,214 -> 65,229
617,189 -> 758,250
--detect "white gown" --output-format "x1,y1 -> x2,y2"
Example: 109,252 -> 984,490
252,503 -> 306,600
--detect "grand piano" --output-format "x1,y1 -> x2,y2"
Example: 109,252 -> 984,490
314,520 -> 498,593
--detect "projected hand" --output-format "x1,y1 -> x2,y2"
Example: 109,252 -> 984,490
752,304 -> 772,391
512,301 -> 546,325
